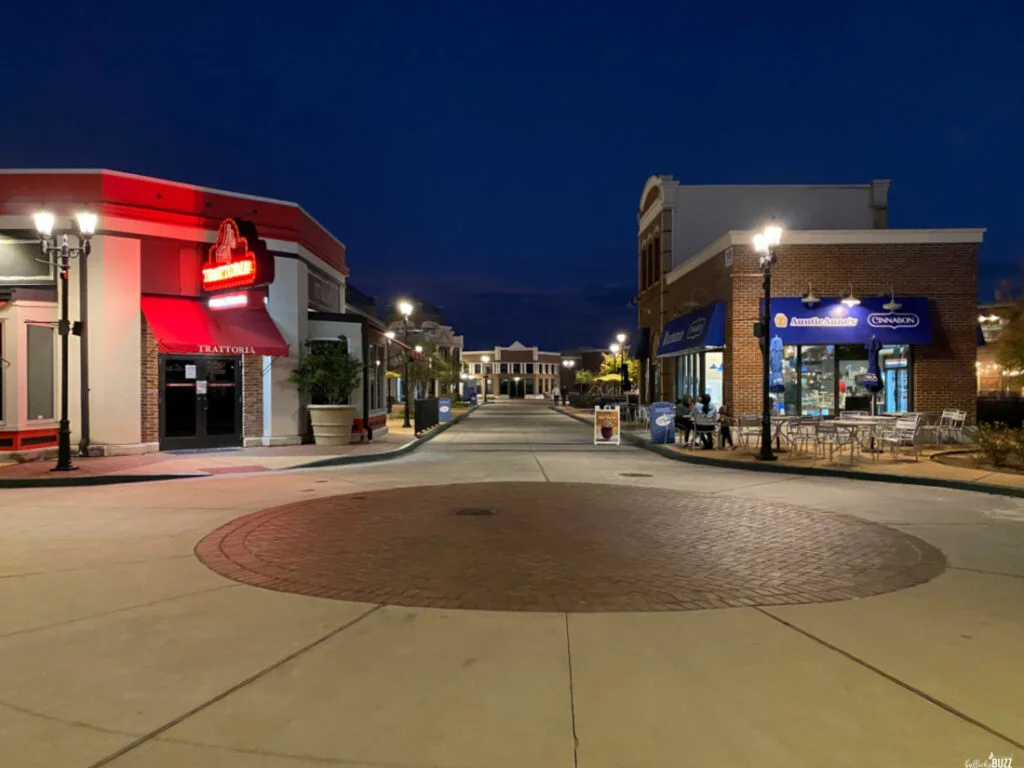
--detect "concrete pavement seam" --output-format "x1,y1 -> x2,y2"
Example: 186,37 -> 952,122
155,737 -> 446,767
0,554 -> 198,581
564,614 -> 580,768
86,603 -> 385,768
949,566 -> 1024,581
754,607 -> 1024,751
552,407 -> 1024,500
0,583 -> 243,640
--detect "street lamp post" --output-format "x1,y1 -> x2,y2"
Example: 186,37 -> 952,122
481,355 -> 490,404
753,222 -> 783,462
34,211 -> 98,472
615,332 -> 627,394
398,300 -> 414,428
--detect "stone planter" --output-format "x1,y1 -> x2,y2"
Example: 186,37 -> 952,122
307,404 -> 357,446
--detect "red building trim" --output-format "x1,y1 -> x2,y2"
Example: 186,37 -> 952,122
0,427 -> 59,451
0,170 -> 348,276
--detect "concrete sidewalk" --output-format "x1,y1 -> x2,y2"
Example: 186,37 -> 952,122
556,406 -> 1024,495
1,400 -> 1021,766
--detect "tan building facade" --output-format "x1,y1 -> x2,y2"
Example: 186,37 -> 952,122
462,342 -> 562,399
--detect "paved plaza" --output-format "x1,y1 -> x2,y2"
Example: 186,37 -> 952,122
1,402 -> 1022,766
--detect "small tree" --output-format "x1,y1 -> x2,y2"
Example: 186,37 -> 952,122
290,339 -> 363,405
599,353 -> 641,391
575,369 -> 595,389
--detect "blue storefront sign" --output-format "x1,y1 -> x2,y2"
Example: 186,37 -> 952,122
438,397 -> 452,422
462,381 -> 477,403
763,297 -> 932,345
649,401 -> 675,444
657,302 -> 726,357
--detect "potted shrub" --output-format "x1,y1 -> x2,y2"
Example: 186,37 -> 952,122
290,340 -> 363,445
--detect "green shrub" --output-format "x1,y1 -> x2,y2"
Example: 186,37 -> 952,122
977,423 -> 1012,467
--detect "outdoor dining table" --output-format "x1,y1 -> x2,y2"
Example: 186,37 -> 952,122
770,416 -> 798,451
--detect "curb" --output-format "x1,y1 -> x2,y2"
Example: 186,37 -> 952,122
0,406 -> 479,488
552,407 -> 1024,500
0,472 -> 208,490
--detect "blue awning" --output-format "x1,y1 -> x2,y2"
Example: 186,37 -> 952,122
764,297 -> 932,345
657,302 -> 726,357
630,327 -> 651,359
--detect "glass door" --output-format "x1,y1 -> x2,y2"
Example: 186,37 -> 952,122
160,356 -> 242,450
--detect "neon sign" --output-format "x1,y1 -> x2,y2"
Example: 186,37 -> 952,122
201,218 -> 273,292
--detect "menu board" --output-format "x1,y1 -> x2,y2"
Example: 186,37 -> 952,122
594,407 -> 621,446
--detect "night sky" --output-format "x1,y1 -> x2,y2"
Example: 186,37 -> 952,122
2,2 -> 1020,351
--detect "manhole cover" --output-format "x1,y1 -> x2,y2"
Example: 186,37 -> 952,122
454,508 -> 496,517
619,472 -> 653,478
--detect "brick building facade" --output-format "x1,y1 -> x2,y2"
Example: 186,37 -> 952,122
634,176 -> 984,422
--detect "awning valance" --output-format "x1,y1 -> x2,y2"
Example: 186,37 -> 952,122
141,295 -> 289,357
629,327 -> 651,359
764,297 -> 932,345
657,303 -> 726,357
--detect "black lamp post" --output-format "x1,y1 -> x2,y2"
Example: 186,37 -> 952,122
34,211 -> 98,472
754,222 -> 783,462
616,332 -> 627,394
398,300 -> 414,428
481,355 -> 490,404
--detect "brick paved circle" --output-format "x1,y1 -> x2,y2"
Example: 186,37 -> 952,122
195,482 -> 946,612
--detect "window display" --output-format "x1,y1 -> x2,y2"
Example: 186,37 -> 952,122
770,345 -> 799,415
800,345 -> 836,417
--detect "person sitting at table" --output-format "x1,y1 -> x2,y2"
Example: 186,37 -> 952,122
693,393 -> 718,450
675,396 -> 695,445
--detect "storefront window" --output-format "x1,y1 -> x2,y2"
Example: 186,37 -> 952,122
704,351 -> 723,406
768,345 -> 799,415
27,324 -> 55,420
837,345 -> 872,411
800,345 -> 836,417
526,378 -> 535,395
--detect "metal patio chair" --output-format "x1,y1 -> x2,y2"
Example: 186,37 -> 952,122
880,414 -> 923,461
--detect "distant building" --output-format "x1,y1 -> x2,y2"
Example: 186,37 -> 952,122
559,347 -> 606,391
385,298 -> 463,402
462,342 -> 562,399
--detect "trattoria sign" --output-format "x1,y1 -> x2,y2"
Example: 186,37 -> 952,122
202,218 -> 274,292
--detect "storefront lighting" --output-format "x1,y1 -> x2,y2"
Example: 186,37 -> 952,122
801,283 -> 820,306
882,288 -> 902,312
208,292 -> 248,310
385,330 -> 396,339
415,345 -> 423,353
840,284 -> 861,307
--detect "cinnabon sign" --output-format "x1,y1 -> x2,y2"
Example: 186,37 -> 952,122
202,218 -> 274,293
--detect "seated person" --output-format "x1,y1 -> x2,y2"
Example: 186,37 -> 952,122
693,393 -> 718,449
675,396 -> 695,444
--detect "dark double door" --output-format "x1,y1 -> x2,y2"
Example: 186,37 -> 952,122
500,378 -> 525,398
160,356 -> 242,450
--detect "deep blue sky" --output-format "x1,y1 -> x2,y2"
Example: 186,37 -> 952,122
2,2 -> 1021,350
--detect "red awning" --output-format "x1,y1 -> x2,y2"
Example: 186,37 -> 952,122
141,295 -> 289,357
